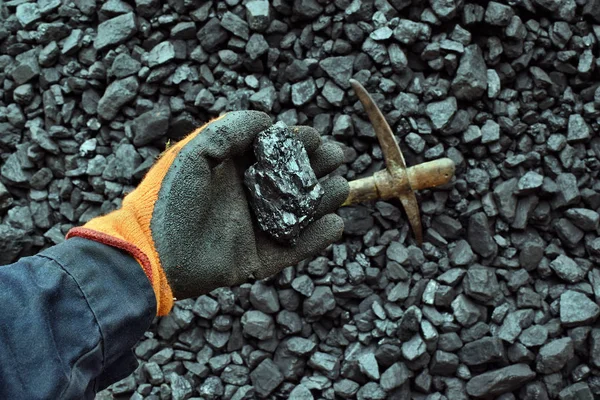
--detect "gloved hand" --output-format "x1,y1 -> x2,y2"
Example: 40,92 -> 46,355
67,111 -> 349,315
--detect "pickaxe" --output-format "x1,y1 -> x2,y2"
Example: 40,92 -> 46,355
342,79 -> 456,246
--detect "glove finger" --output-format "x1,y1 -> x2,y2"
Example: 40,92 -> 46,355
290,125 -> 321,154
256,213 -> 344,279
199,111 -> 272,161
310,141 -> 345,178
314,176 -> 350,219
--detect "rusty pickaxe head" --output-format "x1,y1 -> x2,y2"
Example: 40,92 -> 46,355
342,79 -> 456,246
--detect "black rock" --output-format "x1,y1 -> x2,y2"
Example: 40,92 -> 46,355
241,310 -> 275,340
426,97 -> 457,130
293,0 -> 323,19
560,290 -> 600,327
320,56 -> 354,89
308,351 -> 340,379
246,1 -> 271,31
380,362 -> 411,391
459,336 -> 505,366
484,2 -> 515,26
221,11 -> 249,40
244,122 -> 324,244
94,13 -> 138,50
565,208 -> 599,231
559,382 -> 594,400
466,364 -> 535,398
550,255 -> 586,283
303,286 -> 336,318
197,18 -> 228,52
249,281 -> 280,314
467,213 -> 497,258
11,50 -> 40,85
536,337 -> 574,374
0,224 -> 28,264
97,77 -> 139,120
132,107 -> 171,146
451,45 -> 487,100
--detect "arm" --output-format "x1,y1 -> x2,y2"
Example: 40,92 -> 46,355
0,237 -> 155,400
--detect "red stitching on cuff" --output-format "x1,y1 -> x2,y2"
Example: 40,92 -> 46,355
66,227 -> 154,283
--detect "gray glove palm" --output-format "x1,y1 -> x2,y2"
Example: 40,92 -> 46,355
153,111 -> 349,299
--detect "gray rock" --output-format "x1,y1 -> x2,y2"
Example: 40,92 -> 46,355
169,373 -> 192,400
308,352 -> 340,379
246,33 -> 269,60
241,310 -> 275,340
291,275 -> 314,297
459,337 -> 505,366
452,294 -> 482,327
246,1 -> 270,31
320,56 -> 354,89
380,362 -> 411,391
250,359 -> 283,397
0,224 -> 28,264
110,53 -> 141,78
463,265 -> 500,303
16,3 -> 42,28
402,334 -> 427,361
293,0 -> 323,19
481,120 -> 500,144
484,1 -> 514,26
498,310 -> 534,343
97,77 -> 139,120
430,350 -> 460,376
245,122 -> 324,244
516,171 -> 544,195
451,45 -> 487,100
567,114 -> 591,142
221,11 -> 249,40
426,97 -> 458,130
468,213 -> 497,258
519,325 -> 548,347
193,295 -> 220,319
249,281 -> 280,314
94,13 -> 138,50
552,173 -> 580,209
291,79 -> 318,106
536,337 -> 574,374
197,18 -> 228,52
466,364 -> 535,398
358,351 -> 379,380
132,107 -> 170,146
287,337 -> 316,355
112,143 -> 141,182
289,384 -> 313,400
558,382 -> 594,400
147,42 -> 176,67
429,0 -> 462,19
550,255 -> 586,283
11,50 -> 40,85
565,208 -> 599,231
334,379 -> 360,398
303,286 -> 336,318
560,290 -> 600,327
493,178 -> 518,222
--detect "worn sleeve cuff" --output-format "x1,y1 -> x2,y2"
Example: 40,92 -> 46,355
40,237 -> 157,368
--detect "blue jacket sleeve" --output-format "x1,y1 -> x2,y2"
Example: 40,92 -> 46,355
0,237 -> 156,400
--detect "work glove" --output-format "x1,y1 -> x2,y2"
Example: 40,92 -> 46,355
67,111 -> 349,316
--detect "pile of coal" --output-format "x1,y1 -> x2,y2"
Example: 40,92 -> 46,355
245,122 -> 324,244
2,0 -> 600,399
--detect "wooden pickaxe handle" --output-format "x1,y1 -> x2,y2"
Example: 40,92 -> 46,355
342,157 -> 455,206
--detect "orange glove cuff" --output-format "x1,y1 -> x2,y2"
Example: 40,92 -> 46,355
67,116 -> 225,316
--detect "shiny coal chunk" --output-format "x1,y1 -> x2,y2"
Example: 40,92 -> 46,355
245,122 -> 324,244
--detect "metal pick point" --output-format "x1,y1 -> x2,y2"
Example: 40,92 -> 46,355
342,79 -> 456,246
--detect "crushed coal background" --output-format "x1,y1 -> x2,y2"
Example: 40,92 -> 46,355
2,0 -> 600,398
